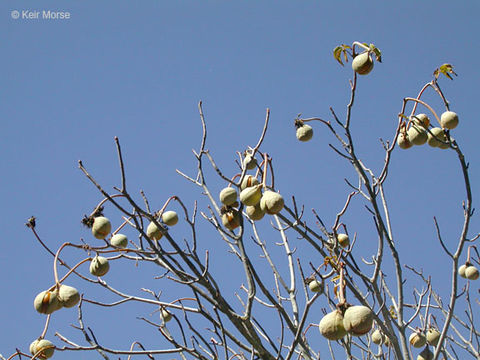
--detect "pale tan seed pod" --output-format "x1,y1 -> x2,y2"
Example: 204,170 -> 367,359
319,310 -> 347,340
337,233 -> 350,248
458,264 -> 468,278
34,289 -> 62,315
146,221 -> 163,240
89,256 -> 110,277
308,279 -> 323,293
260,191 -> 284,215
240,175 -> 259,190
246,203 -> 266,221
427,127 -> 447,148
162,211 -> 179,226
409,331 -> 427,348
371,329 -> 384,345
92,216 -> 111,240
240,184 -> 263,206
417,347 -> 434,360
30,339 -> 55,359
343,305 -> 374,336
243,154 -> 257,170
352,52 -> 374,75
411,113 -> 430,128
58,284 -> 80,308
465,265 -> 479,280
161,308 -> 172,322
407,125 -> 428,145
29,340 -> 38,355
219,187 -> 238,206
110,233 -> 128,248
397,132 -> 412,149
222,209 -> 241,230
296,124 -> 313,142
440,111 -> 459,130
426,328 -> 441,347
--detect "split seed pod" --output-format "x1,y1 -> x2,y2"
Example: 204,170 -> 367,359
337,233 -> 350,248
89,256 -> 110,277
409,331 -> 427,348
30,339 -> 55,359
465,265 -> 479,280
110,233 -> 128,248
296,124 -> 313,142
240,184 -> 263,206
352,52 -> 374,75
146,221 -> 163,240
222,209 -> 241,230
219,187 -> 238,206
343,305 -> 374,336
260,191 -> 284,215
58,284 -> 80,308
417,347 -> 434,360
92,216 -> 112,240
246,203 -> 266,221
162,211 -> 179,226
240,175 -> 259,190
440,111 -> 459,130
426,328 -> 441,347
319,310 -> 347,340
34,289 -> 62,314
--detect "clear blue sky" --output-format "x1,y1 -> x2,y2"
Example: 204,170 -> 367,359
2,1 -> 479,359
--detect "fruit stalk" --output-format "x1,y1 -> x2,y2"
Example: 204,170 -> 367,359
53,242 -> 72,287
40,314 -> 52,340
352,41 -> 370,52
404,97 -> 441,126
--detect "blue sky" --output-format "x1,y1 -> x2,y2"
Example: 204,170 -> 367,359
2,1 -> 479,359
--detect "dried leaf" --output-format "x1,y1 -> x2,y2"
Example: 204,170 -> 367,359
323,256 -> 331,267
333,46 -> 344,66
333,44 -> 352,66
389,305 -> 397,319
331,274 -> 340,282
434,63 -> 457,80
372,47 -> 382,63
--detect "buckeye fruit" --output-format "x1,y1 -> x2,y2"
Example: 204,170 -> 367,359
260,191 -> 284,215
352,52 -> 374,75
89,256 -> 110,277
30,339 -> 55,359
34,289 -> 62,314
162,211 -> 179,226
110,233 -> 128,248
58,284 -> 80,308
343,305 -> 374,336
296,124 -> 313,142
92,216 -> 111,240
319,310 -> 347,340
